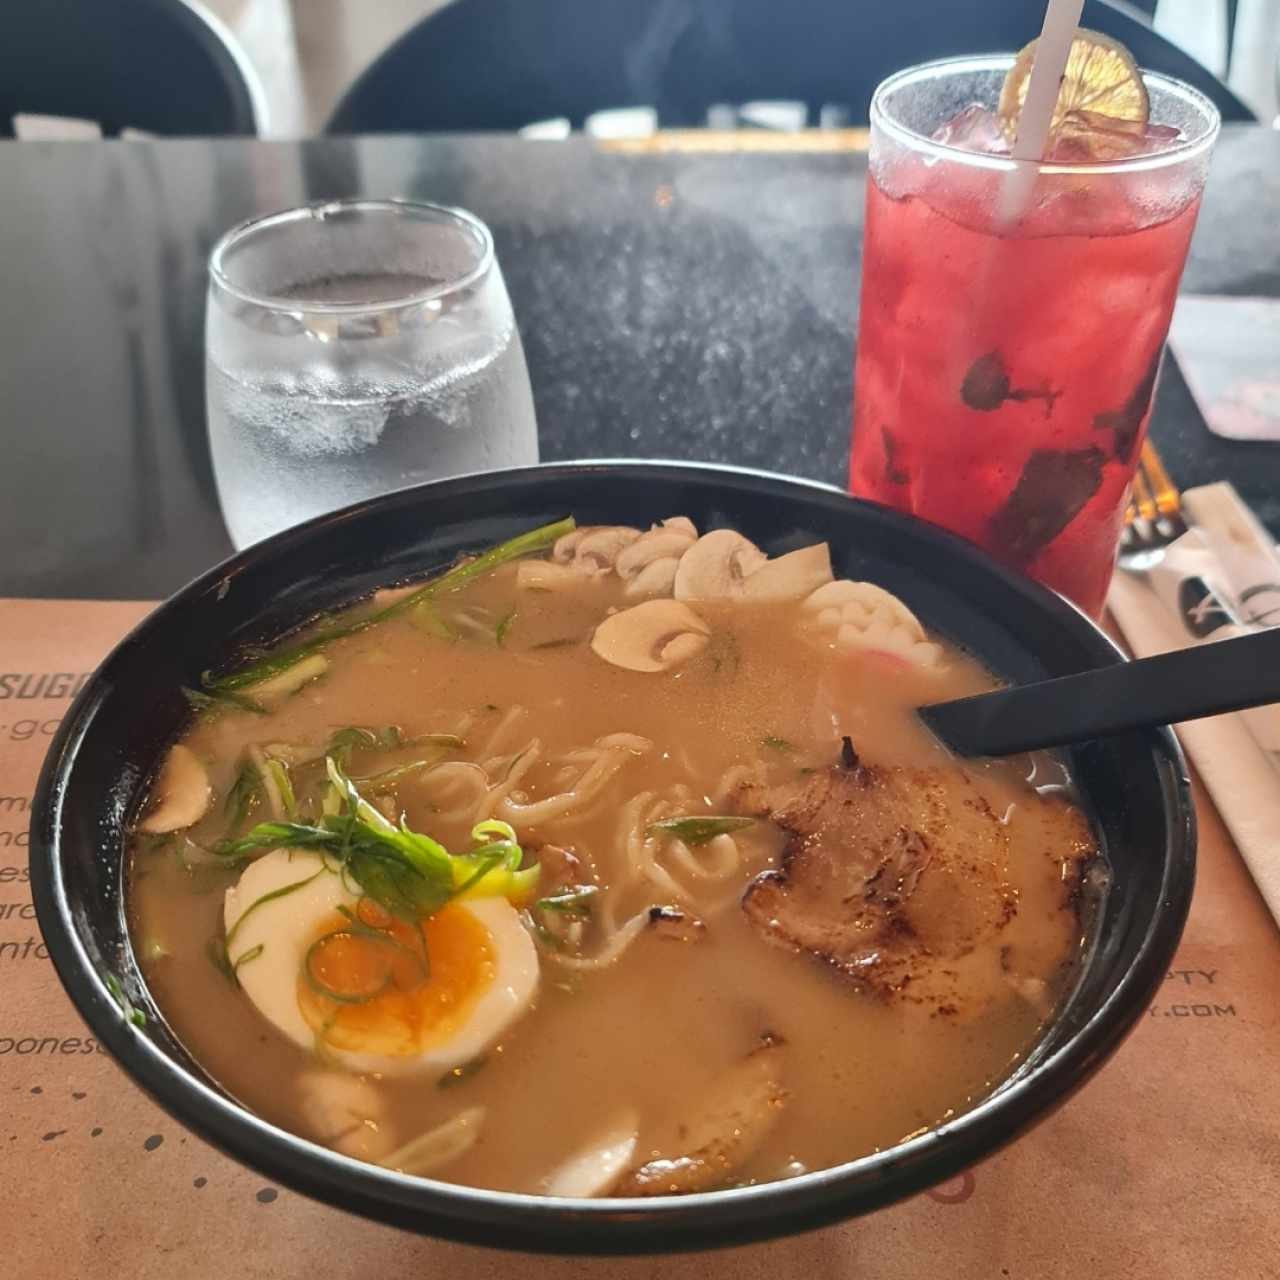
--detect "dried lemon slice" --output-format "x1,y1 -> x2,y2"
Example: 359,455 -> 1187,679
999,28 -> 1148,146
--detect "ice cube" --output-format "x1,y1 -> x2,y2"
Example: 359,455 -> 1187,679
931,104 -> 1011,157
1047,110 -> 1183,163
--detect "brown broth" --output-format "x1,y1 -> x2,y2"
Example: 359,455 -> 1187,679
129,559 -> 1094,1193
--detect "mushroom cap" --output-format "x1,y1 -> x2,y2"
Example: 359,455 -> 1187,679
802,580 -> 942,669
622,556 -> 680,600
739,542 -> 833,603
137,743 -> 212,834
539,1108 -> 640,1198
613,1038 -> 786,1195
553,525 -> 641,571
673,530 -> 768,602
616,525 -> 698,580
590,599 -> 711,672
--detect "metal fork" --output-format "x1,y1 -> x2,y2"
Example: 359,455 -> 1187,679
1117,440 -> 1188,571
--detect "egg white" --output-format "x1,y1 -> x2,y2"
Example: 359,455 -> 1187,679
223,848 -> 539,1078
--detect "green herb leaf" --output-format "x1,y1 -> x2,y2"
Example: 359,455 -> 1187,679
495,610 -> 517,647
762,735 -> 795,753
646,816 -> 755,846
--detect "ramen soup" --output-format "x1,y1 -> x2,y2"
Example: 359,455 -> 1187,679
128,517 -> 1101,1196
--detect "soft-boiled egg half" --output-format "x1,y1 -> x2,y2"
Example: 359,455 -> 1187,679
223,849 -> 539,1078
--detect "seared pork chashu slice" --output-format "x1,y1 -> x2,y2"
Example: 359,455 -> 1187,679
738,751 -> 1095,1018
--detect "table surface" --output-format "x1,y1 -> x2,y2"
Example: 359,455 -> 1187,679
1,126 -> 1278,600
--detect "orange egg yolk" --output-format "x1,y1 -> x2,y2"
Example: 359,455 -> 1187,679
298,901 -> 495,1057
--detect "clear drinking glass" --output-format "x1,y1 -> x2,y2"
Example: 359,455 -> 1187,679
206,199 -> 538,548
850,58 -> 1219,616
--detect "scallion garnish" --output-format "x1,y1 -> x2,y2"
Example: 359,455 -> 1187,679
646,816 -> 755,846
535,885 -> 599,917
223,762 -> 260,832
103,973 -> 146,1028
230,943 -> 264,979
199,518 -> 574,699
215,759 -> 538,923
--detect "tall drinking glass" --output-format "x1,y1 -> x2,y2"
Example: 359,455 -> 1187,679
850,57 -> 1219,615
206,199 -> 538,548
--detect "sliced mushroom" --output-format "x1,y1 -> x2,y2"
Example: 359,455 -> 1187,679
623,556 -> 680,600
615,521 -> 699,581
590,600 -> 711,673
673,530 -> 768,602
379,1106 -> 486,1177
800,580 -> 942,669
553,525 -> 642,571
538,1108 -> 640,1198
614,1037 -> 786,1196
298,1069 -> 395,1162
137,744 -> 212,834
738,543 -> 834,603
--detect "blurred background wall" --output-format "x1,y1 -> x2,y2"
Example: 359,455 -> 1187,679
205,0 -> 1279,135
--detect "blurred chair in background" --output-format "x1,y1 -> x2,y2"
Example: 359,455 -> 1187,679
2,0 -> 263,137
327,0 -> 1255,135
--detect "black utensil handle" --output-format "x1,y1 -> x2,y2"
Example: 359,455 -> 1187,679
920,626 -> 1280,756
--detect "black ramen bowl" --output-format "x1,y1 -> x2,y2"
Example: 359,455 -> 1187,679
30,462 -> 1194,1254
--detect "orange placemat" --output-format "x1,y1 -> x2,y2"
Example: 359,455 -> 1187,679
2,597 -> 1277,1278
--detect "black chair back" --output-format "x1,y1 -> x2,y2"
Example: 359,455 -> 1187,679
328,0 -> 1254,134
1,0 -> 260,137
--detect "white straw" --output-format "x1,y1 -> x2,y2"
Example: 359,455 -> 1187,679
998,0 -> 1086,221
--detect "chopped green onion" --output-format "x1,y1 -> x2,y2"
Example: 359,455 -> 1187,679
410,601 -> 457,640
303,931 -> 394,1005
224,868 -> 324,953
103,974 -> 146,1028
535,885 -> 599,916
264,757 -> 297,820
646,816 -> 755,846
495,610 -> 517,647
201,519 -> 573,697
183,686 -> 266,716
215,758 -> 537,923
762,736 -> 795,753
231,943 -> 264,979
223,762 -> 260,832
353,759 -> 435,788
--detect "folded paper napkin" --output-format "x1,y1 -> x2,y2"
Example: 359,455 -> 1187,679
1108,481 -> 1280,926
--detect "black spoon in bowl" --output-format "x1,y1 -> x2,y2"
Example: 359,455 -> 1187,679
919,626 -> 1280,756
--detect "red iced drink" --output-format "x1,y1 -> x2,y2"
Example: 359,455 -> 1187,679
851,55 -> 1219,615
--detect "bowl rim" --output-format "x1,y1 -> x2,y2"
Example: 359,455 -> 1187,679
29,460 -> 1195,1253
